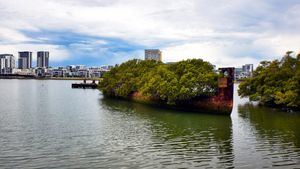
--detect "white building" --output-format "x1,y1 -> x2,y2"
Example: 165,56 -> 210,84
89,67 -> 108,78
0,54 -> 15,74
76,65 -> 85,70
50,68 -> 68,77
13,68 -> 36,76
77,69 -> 90,77
35,67 -> 51,77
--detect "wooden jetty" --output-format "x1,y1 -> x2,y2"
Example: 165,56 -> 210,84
72,80 -> 99,89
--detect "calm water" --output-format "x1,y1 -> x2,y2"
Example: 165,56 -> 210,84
0,80 -> 299,169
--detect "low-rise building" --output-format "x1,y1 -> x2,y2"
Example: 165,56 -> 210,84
89,67 -> 109,78
50,67 -> 68,77
77,69 -> 90,77
35,67 -> 52,77
100,65 -> 114,71
13,68 -> 36,76
76,65 -> 85,70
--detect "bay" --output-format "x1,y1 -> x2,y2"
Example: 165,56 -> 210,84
0,79 -> 299,168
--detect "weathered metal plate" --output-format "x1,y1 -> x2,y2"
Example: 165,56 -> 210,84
218,78 -> 228,88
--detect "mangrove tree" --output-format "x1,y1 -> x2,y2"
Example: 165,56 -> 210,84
238,52 -> 300,110
99,59 -> 219,105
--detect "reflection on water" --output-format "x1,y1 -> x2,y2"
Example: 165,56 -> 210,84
234,103 -> 300,168
239,103 -> 300,146
0,80 -> 299,168
101,98 -> 234,168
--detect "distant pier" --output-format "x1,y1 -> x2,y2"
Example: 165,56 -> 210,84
72,80 -> 99,89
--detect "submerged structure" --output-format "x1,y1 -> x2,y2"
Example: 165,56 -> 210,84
99,59 -> 235,115
195,67 -> 235,114
130,68 -> 235,115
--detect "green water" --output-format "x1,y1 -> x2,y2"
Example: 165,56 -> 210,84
0,80 -> 299,168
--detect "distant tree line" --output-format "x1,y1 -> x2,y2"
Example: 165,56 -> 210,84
238,52 -> 300,110
99,59 -> 219,105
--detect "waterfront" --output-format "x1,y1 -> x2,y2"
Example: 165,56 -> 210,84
0,80 -> 299,168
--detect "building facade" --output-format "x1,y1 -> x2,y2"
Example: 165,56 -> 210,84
18,51 -> 32,69
50,67 -> 68,77
37,51 -> 49,68
0,54 -> 15,74
145,49 -> 162,61
235,64 -> 254,80
242,64 -> 254,74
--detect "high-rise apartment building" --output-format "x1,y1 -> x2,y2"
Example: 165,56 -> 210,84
0,54 -> 15,74
145,49 -> 162,61
242,64 -> 254,73
37,51 -> 49,68
18,51 -> 32,69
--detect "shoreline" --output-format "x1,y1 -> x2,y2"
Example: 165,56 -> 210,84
0,75 -> 100,81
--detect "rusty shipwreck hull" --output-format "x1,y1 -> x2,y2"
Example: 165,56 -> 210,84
196,67 -> 235,114
129,68 -> 235,115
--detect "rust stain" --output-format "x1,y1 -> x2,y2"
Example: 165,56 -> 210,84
218,78 -> 228,88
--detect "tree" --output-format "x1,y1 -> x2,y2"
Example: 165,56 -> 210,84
99,59 -> 161,97
238,52 -> 300,109
99,58 -> 219,106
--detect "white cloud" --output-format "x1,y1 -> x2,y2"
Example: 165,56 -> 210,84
252,34 -> 300,59
162,42 -> 259,68
0,27 -> 32,43
0,44 -> 69,62
0,0 -> 299,66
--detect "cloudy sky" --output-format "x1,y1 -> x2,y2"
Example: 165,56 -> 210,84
0,0 -> 299,67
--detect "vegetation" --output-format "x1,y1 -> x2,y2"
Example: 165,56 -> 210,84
99,59 -> 218,105
238,52 -> 300,110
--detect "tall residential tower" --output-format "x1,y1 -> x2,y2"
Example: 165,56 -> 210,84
18,51 -> 32,69
37,51 -> 49,68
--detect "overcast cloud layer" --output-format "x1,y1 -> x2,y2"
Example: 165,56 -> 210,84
0,0 -> 299,67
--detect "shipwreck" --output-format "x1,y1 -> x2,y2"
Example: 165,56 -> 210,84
128,67 -> 235,115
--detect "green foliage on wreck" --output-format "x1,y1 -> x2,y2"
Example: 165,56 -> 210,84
99,59 -> 219,105
238,52 -> 300,110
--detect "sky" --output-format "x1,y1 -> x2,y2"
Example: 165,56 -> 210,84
0,0 -> 299,68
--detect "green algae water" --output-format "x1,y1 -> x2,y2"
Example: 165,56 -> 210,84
0,79 -> 299,168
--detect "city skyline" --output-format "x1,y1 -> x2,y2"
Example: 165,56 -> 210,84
0,0 -> 299,67
0,51 -> 115,68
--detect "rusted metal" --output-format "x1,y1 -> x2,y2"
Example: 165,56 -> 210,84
217,67 -> 235,101
195,67 -> 235,114
218,78 -> 228,88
